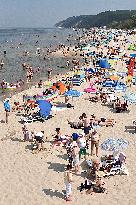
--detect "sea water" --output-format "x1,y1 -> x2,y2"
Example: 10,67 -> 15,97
0,27 -> 82,98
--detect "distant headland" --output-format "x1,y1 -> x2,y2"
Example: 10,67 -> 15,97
55,10 -> 136,29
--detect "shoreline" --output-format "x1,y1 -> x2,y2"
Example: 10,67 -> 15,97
0,28 -> 136,205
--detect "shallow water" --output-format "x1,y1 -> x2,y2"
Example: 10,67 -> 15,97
0,28 -> 82,99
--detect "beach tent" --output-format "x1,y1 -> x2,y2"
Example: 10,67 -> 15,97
99,59 -> 111,69
36,100 -> 52,118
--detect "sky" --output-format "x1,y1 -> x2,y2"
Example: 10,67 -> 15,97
0,0 -> 135,28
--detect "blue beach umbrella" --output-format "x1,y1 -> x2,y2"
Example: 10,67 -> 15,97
130,54 -> 136,58
64,89 -> 82,97
99,59 -> 111,69
36,100 -> 52,118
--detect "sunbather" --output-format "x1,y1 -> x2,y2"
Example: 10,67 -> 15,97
89,93 -> 100,102
67,116 -> 83,129
53,128 -> 68,147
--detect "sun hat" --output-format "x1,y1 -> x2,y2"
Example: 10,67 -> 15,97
4,98 -> 10,103
72,133 -> 79,141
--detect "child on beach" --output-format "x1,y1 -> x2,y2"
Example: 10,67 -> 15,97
22,124 -> 30,141
64,164 -> 73,201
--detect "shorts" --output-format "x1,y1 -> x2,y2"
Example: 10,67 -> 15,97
84,127 -> 90,135
79,148 -> 86,156
5,109 -> 10,112
73,156 -> 79,166
65,182 -> 72,197
35,136 -> 44,143
91,140 -> 99,149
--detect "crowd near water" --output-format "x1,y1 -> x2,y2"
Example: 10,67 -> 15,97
0,27 -> 136,204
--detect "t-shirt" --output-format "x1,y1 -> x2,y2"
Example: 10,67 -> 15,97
35,132 -> 44,138
35,132 -> 44,142
4,101 -> 10,111
78,137 -> 86,148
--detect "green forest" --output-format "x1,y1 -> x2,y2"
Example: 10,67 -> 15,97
55,10 -> 136,29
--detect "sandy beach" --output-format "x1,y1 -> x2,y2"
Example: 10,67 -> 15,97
0,28 -> 136,205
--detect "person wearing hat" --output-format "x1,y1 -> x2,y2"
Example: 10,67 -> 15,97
4,98 -> 11,123
34,131 -> 45,151
72,133 -> 79,141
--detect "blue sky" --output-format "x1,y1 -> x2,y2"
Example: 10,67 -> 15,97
0,0 -> 135,27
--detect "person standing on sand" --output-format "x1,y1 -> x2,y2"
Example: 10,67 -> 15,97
91,129 -> 100,157
22,124 -> 30,141
81,113 -> 91,137
47,68 -> 52,81
0,59 -> 4,69
72,144 -> 80,174
64,164 -> 73,201
4,98 -> 10,123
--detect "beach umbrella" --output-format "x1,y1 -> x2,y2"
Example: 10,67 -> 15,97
36,100 -> 52,118
101,138 -> 128,152
110,75 -> 118,81
64,89 -> 82,97
130,53 -> 136,58
99,59 -> 111,69
123,93 -> 136,104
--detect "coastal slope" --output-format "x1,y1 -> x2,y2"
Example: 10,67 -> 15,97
55,10 -> 136,29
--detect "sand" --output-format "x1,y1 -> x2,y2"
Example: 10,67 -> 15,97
0,30 -> 136,205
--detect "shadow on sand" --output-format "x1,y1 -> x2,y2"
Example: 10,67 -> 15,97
124,126 -> 136,134
10,137 -> 23,142
47,162 -> 65,173
42,188 -> 64,200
